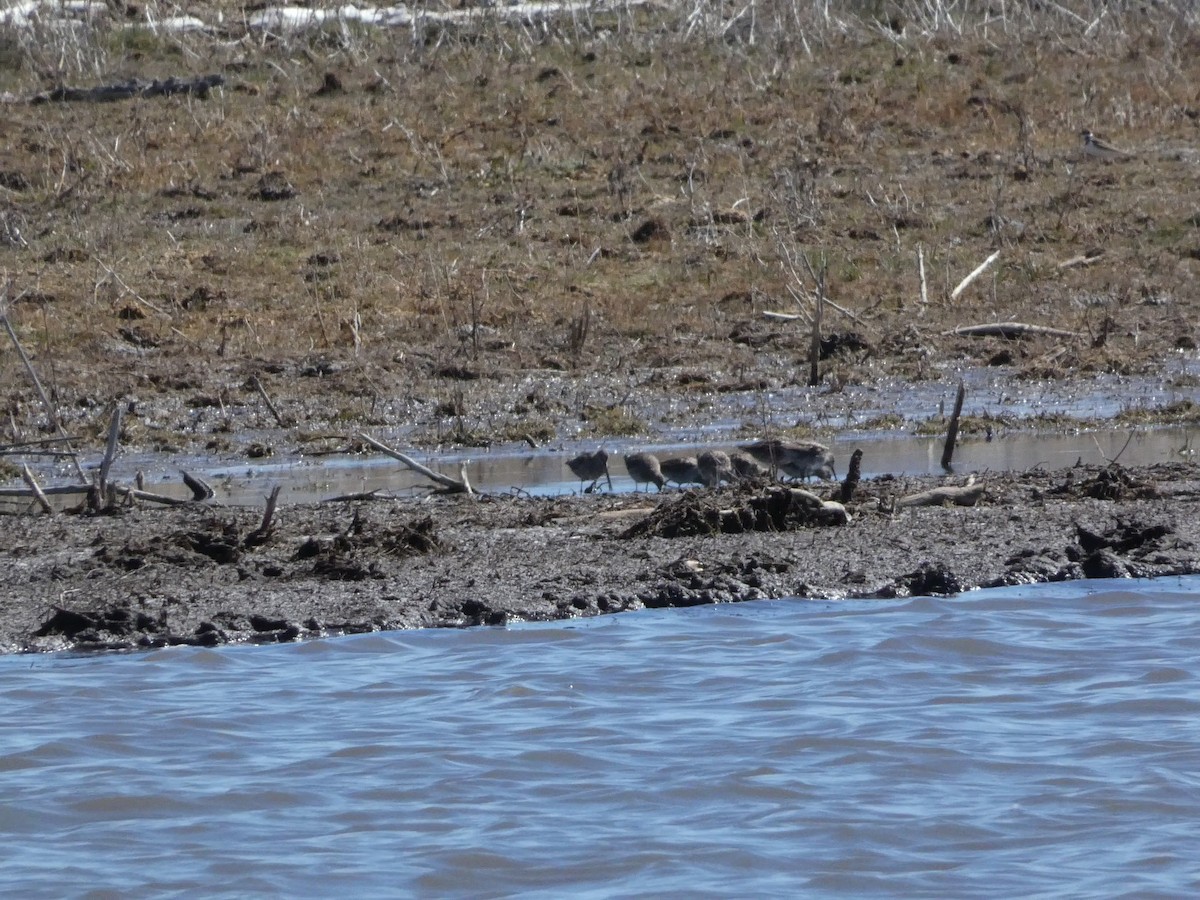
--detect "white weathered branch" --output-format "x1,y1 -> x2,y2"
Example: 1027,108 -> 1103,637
896,481 -> 986,508
950,250 -> 1001,301
943,322 -> 1081,339
356,433 -> 473,495
20,464 -> 53,514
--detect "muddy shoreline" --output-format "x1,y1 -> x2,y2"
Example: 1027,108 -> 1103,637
4,462 -> 1198,654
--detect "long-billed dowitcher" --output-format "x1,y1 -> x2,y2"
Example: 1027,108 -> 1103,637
659,456 -> 703,487
567,448 -> 612,492
739,438 -> 835,481
623,451 -> 666,492
697,449 -> 734,488
729,450 -> 769,480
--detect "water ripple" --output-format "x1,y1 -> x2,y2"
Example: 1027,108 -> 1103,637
3,578 -> 1200,896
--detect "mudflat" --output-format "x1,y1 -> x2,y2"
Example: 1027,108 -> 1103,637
4,463 -> 1197,653
3,4 -> 1200,651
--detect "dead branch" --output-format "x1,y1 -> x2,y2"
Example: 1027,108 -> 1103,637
20,464 -> 53,514
1,302 -> 88,483
942,322 -> 1082,339
244,485 -> 283,547
98,404 -> 122,491
118,487 -> 192,507
323,489 -> 387,503
941,381 -> 966,472
839,448 -> 863,504
356,432 -> 474,495
950,250 -> 1001,301
917,244 -> 928,307
0,484 -> 91,498
1057,250 -> 1105,270
250,374 -> 291,428
765,292 -> 865,325
896,480 -> 986,508
2,308 -> 59,432
261,485 -> 281,530
808,261 -> 825,387
181,471 -> 215,501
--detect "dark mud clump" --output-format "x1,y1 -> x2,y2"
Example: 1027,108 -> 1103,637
622,485 -> 847,538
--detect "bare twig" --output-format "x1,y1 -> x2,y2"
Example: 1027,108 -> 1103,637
1057,250 -> 1105,270
20,464 -> 53,514
118,487 -> 192,507
260,485 -> 281,531
244,485 -> 283,545
98,404 -> 122,491
917,244 -> 928,307
808,260 -> 825,387
0,484 -> 91,498
1,300 -> 87,483
1093,432 -> 1136,468
950,250 -> 1001,301
250,374 -> 291,427
2,308 -> 59,433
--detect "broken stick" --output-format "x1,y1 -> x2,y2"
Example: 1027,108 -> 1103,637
941,381 -> 966,471
943,322 -> 1081,339
356,432 -> 473,495
250,374 -> 291,428
20,464 -> 53,514
950,250 -> 1001,301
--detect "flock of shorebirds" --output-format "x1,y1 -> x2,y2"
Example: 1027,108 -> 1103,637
566,439 -> 836,493
560,129 -> 1126,496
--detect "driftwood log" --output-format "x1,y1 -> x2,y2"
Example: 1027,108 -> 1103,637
896,480 -> 987,508
356,433 -> 474,495
181,471 -> 216,501
1,471 -> 214,510
943,322 -> 1081,339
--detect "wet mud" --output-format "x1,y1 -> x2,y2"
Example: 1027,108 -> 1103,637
4,462 -> 1198,654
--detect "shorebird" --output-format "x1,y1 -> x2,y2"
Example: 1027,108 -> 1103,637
697,450 -> 734,488
623,451 -> 666,492
739,439 -> 836,481
1080,129 -> 1132,160
567,448 -> 612,493
729,450 -> 769,481
659,455 -> 703,487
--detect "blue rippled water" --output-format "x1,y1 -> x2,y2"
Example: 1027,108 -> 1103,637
4,578 -> 1200,897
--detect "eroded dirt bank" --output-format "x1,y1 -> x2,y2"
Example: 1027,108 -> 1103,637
4,462 -> 1198,654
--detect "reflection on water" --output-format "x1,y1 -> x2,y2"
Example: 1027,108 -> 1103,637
3,578 -> 1200,896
